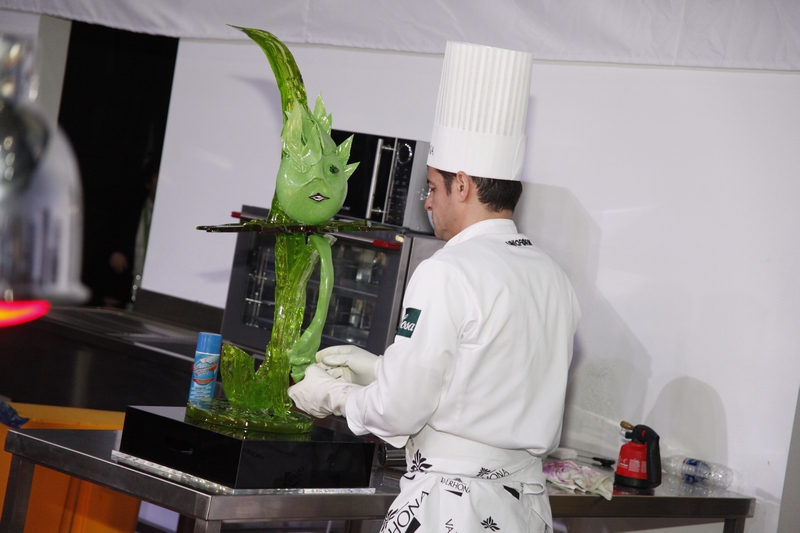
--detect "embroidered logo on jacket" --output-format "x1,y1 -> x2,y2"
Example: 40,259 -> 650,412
381,490 -> 429,533
477,467 -> 509,480
481,516 -> 500,531
404,449 -> 432,481
440,476 -> 470,496
505,238 -> 532,246
397,308 -> 422,338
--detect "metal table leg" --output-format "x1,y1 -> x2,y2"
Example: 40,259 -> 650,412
176,515 -> 222,533
723,517 -> 745,533
0,455 -> 35,533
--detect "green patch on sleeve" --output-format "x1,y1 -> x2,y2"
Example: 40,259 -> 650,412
397,308 -> 422,338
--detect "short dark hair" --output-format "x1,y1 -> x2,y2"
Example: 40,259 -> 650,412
437,169 -> 523,213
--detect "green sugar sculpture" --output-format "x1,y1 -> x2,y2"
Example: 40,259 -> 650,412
190,28 -> 379,434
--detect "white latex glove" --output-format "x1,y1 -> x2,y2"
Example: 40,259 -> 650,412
288,364 -> 361,418
316,345 -> 381,386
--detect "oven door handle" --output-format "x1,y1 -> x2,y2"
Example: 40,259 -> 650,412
365,138 -> 384,219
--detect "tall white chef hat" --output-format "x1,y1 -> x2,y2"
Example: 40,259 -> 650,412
427,41 -> 534,181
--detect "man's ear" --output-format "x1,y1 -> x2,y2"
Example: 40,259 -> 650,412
454,171 -> 471,202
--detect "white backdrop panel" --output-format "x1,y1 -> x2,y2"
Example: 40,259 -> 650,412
515,62 -> 800,532
2,1 -> 800,70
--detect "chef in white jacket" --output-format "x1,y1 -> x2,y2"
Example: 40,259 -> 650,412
290,41 -> 581,533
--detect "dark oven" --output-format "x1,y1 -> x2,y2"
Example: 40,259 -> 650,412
331,129 -> 432,234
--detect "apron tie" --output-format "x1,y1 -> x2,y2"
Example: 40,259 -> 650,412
522,481 -> 546,495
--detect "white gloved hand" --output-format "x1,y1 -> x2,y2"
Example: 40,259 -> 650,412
316,345 -> 381,386
288,364 -> 361,418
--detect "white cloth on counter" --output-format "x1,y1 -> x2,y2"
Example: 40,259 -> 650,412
543,460 -> 614,500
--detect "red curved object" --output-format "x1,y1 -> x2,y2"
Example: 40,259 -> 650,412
372,239 -> 402,251
0,300 -> 51,327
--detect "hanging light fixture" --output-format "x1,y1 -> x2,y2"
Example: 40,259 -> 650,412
0,33 -> 89,326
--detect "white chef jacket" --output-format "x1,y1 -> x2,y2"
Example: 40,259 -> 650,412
345,218 -> 580,532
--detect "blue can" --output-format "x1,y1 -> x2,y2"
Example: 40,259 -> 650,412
188,332 -> 223,404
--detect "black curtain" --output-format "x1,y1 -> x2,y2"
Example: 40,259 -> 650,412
58,22 -> 178,307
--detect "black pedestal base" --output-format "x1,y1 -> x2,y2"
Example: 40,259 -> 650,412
119,405 -> 376,489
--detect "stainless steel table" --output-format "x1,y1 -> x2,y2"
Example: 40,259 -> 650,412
1,429 -> 755,533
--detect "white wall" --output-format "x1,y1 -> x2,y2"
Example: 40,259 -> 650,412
146,39 -> 800,532
516,62 -> 800,532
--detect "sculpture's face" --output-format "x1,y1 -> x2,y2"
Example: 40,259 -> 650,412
276,96 -> 357,224
276,142 -> 350,224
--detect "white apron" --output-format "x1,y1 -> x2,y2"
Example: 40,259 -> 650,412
380,426 -> 551,533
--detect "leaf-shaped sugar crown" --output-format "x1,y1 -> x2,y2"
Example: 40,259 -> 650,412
282,94 -> 356,178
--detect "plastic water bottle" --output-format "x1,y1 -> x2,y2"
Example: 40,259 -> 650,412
188,332 -> 223,405
662,455 -> 734,489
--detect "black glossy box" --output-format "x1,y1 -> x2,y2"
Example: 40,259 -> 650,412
118,405 -> 376,489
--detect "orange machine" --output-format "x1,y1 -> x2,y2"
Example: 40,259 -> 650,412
0,403 -> 140,533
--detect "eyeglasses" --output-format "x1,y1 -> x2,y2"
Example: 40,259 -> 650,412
421,188 -> 431,201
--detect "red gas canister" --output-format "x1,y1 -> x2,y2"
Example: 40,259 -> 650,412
614,422 -> 662,489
